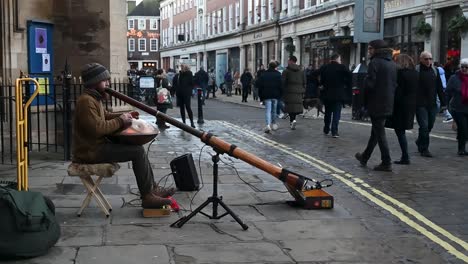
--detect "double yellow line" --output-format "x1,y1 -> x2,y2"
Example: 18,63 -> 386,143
216,120 -> 468,263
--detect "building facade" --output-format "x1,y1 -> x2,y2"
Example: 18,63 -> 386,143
160,0 -> 468,77
0,0 -> 128,81
127,0 -> 161,71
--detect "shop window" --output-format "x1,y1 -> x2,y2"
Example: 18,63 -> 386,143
440,6 -> 462,65
384,14 -> 424,62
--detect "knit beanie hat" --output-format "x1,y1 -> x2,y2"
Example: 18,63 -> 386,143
368,39 -> 388,50
81,63 -> 111,87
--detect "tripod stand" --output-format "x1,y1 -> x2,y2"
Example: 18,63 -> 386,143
171,150 -> 248,230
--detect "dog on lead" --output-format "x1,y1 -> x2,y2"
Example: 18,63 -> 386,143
302,98 -> 325,118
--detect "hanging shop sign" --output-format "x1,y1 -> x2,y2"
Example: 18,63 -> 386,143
354,0 -> 384,43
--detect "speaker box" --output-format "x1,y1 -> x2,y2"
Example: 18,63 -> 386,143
170,154 -> 200,191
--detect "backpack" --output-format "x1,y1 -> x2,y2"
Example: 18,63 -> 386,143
0,186 -> 61,259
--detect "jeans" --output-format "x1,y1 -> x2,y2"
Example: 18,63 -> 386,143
95,144 -> 154,196
394,129 -> 409,161
323,101 -> 342,134
276,100 -> 285,115
201,83 -> 208,99
225,82 -> 233,96
362,116 -> 391,164
415,106 -> 438,152
242,88 -> 249,102
453,112 -> 468,151
264,99 -> 278,126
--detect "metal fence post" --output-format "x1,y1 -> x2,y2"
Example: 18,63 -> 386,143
63,61 -> 72,160
197,87 -> 204,124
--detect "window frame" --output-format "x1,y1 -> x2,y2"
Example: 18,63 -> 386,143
138,19 -> 146,30
128,38 -> 135,52
138,38 -> 147,51
150,19 -> 158,30
128,19 -> 135,30
150,38 -> 159,52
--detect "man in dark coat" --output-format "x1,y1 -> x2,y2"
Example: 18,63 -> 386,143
282,56 -> 306,130
355,40 -> 397,172
320,54 -> 352,138
175,64 -> 196,128
257,61 -> 282,133
415,51 -> 447,157
240,69 -> 253,102
194,67 -> 209,101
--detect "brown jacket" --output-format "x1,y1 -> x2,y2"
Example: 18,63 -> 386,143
72,89 -> 123,163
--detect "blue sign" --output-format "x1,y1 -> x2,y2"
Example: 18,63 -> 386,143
27,21 -> 54,105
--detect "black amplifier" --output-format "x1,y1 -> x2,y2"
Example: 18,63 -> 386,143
170,154 -> 200,191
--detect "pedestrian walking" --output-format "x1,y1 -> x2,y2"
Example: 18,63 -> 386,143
415,51 -> 447,157
194,66 -> 209,101
154,69 -> 171,129
207,68 -> 217,98
319,54 -> 352,138
282,56 -> 306,130
224,69 -> 234,96
257,61 -> 282,133
446,58 -> 468,156
234,71 -> 241,95
254,65 -> 265,101
175,64 -> 196,128
385,54 -> 418,165
355,39 -> 397,172
434,62 -> 453,123
241,69 -> 253,103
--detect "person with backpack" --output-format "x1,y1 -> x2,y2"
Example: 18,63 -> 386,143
224,69 -> 234,96
415,51 -> 447,157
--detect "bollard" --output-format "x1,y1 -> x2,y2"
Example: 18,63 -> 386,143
197,87 -> 204,124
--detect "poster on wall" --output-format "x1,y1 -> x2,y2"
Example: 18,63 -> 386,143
35,28 -> 47,54
42,53 -> 50,72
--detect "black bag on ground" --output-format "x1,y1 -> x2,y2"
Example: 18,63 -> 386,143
0,186 -> 61,259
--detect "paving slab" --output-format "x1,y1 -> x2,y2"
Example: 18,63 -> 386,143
57,226 -> 104,247
105,223 -> 262,245
75,245 -> 170,264
254,219 -> 371,240
1,247 -> 76,264
172,242 -> 293,263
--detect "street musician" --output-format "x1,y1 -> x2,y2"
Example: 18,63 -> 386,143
72,63 -> 175,208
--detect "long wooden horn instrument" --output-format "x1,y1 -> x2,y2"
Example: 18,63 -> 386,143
105,88 -> 322,192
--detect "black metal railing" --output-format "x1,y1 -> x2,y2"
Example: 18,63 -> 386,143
0,77 -> 132,164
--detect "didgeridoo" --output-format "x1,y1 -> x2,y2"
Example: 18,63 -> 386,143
105,88 -> 320,192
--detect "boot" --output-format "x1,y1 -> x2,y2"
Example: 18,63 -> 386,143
141,193 -> 171,209
354,152 -> 367,167
152,185 -> 176,198
373,163 -> 392,172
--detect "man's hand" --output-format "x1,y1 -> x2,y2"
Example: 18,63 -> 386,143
119,113 -> 133,129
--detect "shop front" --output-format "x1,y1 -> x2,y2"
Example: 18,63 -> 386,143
383,13 -> 425,63
439,6 -> 462,66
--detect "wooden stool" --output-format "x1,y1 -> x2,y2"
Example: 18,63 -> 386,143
67,163 -> 120,217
